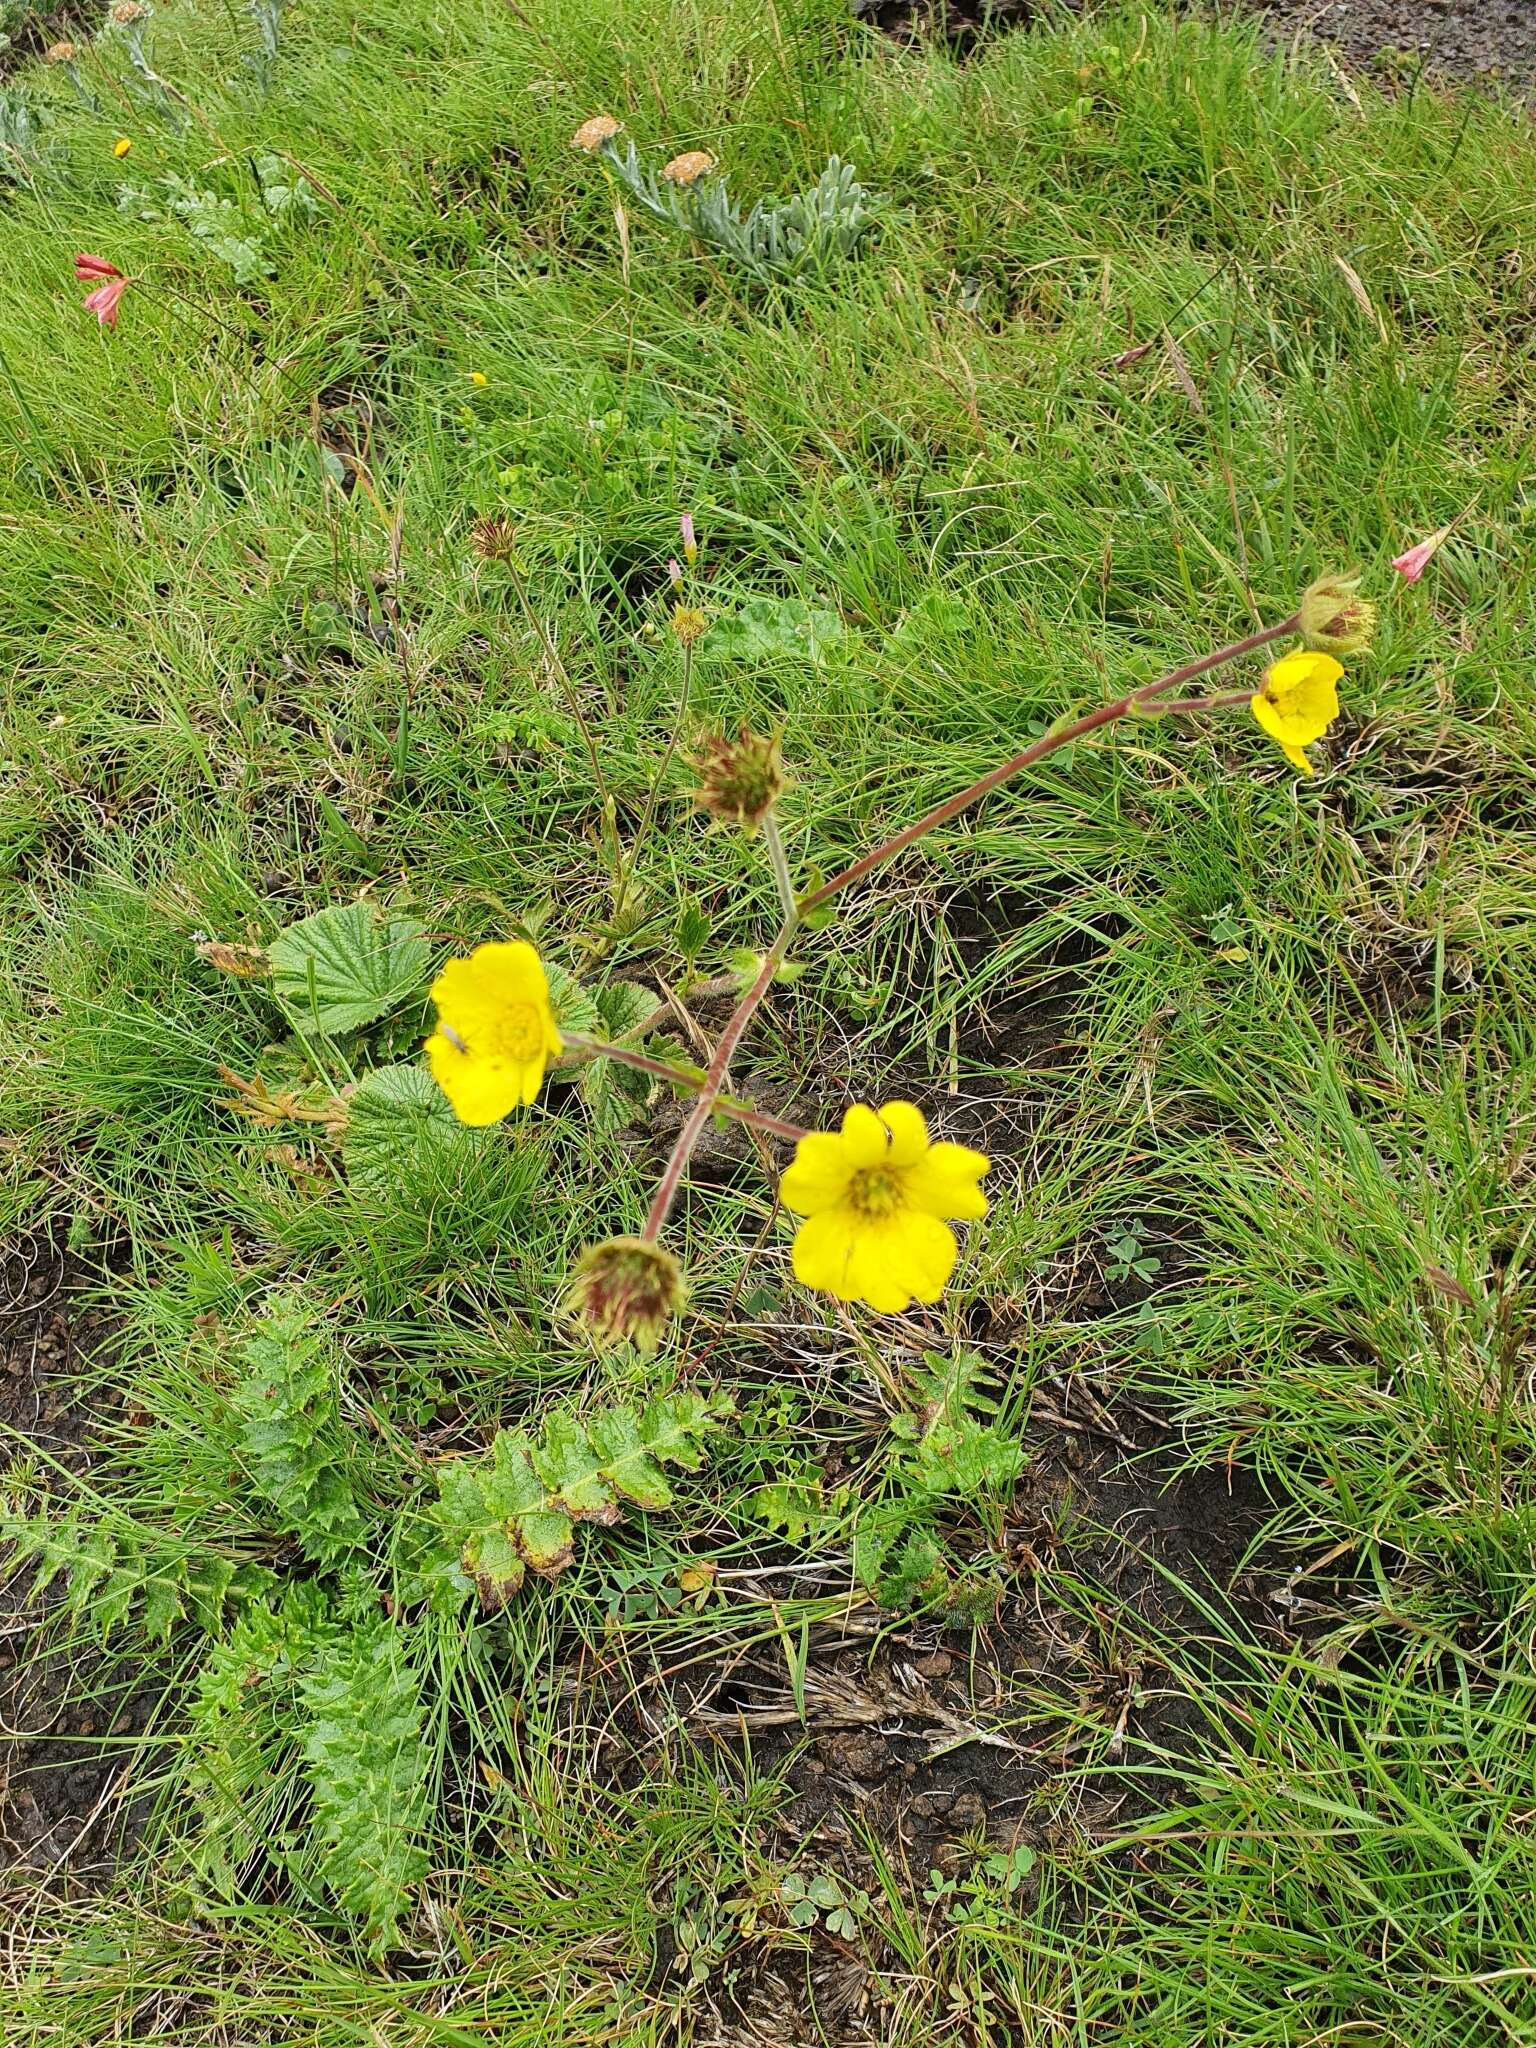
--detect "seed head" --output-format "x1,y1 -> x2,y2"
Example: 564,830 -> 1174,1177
1299,572 -> 1377,656
571,1237 -> 686,1355
110,2 -> 147,22
670,605 -> 707,646
572,114 -> 622,153
43,39 -> 77,61
662,151 -> 716,187
469,515 -> 518,564
693,725 -> 787,832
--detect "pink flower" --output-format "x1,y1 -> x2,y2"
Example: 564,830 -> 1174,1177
667,556 -> 684,588
1391,525 -> 1454,583
680,512 -> 697,562
74,253 -> 123,282
83,276 -> 131,327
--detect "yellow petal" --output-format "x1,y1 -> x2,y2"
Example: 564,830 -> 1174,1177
791,1207 -> 860,1297
838,1103 -> 890,1169
780,1132 -> 855,1216
1249,690 -> 1289,746
902,1141 -> 990,1220
846,1212 -> 957,1312
1283,743 -> 1314,776
877,1100 -> 930,1166
426,1035 -> 524,1125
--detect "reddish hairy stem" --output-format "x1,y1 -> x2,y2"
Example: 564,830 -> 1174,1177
640,930 -> 795,1240
560,1030 -> 809,1142
797,614 -> 1301,913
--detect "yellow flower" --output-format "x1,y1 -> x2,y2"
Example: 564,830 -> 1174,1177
425,941 -> 563,1125
780,1101 -> 989,1314
113,137 -> 133,158
468,370 -> 489,388
1249,649 -> 1344,776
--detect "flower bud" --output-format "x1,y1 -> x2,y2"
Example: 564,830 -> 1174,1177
571,1237 -> 686,1354
469,515 -> 518,564
571,114 -> 622,153
1299,573 -> 1377,655
693,726 -> 787,831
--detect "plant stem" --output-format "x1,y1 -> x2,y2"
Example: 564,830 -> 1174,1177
560,1030 -> 808,1141
762,808 -> 798,924
612,636 -> 693,930
797,614 -> 1300,915
1152,688 -> 1255,716
640,920 -> 798,1241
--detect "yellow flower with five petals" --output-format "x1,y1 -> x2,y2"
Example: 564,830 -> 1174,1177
425,941 -> 562,1125
1249,649 -> 1344,776
780,1101 -> 990,1314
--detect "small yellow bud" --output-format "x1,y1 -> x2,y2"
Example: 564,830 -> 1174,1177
662,150 -> 716,187
468,370 -> 489,388
1299,573 -> 1377,656
113,137 -> 133,158
670,605 -> 707,646
693,726 -> 787,832
572,114 -> 622,153
571,1237 -> 686,1354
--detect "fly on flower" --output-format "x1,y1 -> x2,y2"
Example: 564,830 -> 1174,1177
1249,650 -> 1343,776
780,1101 -> 990,1314
425,941 -> 563,1124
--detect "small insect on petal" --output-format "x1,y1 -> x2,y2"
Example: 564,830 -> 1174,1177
440,1024 -> 468,1053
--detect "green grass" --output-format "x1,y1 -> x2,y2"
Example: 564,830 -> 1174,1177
3,0 -> 1536,2038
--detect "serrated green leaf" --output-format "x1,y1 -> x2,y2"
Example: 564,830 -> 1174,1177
586,1406 -> 674,1511
532,1412 -> 623,1522
595,979 -> 656,1038
231,1299 -> 366,1568
545,960 -> 603,1044
268,902 -> 429,1036
342,1063 -> 478,1193
751,1478 -> 831,1542
461,1525 -> 524,1607
700,595 -> 845,665
300,1616 -> 431,1952
640,1390 -> 730,1471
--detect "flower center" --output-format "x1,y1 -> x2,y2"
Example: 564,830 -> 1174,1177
848,1167 -> 905,1219
488,1001 -> 543,1061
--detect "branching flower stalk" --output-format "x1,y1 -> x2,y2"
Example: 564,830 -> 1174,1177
421,559 -> 1373,1341
559,1030 -> 808,1141
635,608 -> 1305,1247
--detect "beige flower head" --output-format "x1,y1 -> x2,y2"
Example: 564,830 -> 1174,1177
572,114 -> 622,153
662,151 -> 716,187
111,2 -> 148,22
571,1237 -> 686,1354
43,39 -> 77,61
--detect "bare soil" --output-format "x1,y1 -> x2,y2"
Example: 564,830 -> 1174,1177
852,0 -> 1536,85
0,1236 -> 152,1890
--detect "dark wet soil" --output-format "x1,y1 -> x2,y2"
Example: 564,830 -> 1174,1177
1254,0 -> 1536,86
598,1385 -> 1280,2045
853,0 -> 1536,85
0,1236 -> 152,1889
